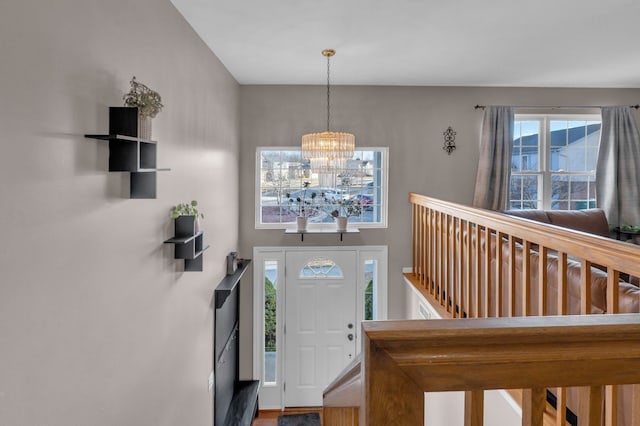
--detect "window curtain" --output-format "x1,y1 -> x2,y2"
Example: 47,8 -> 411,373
596,106 -> 640,227
472,106 -> 514,210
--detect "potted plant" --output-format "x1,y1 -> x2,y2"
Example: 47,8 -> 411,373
170,200 -> 204,234
329,197 -> 362,231
123,76 -> 163,140
286,181 -> 317,231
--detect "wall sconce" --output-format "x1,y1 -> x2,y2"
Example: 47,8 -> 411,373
442,126 -> 456,155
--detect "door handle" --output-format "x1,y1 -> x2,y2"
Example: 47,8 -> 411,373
347,323 -> 353,329
347,333 -> 354,341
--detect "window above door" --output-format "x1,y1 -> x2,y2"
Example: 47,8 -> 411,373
255,147 -> 389,229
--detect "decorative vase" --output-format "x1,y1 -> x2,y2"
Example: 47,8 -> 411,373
335,216 -> 348,231
296,216 -> 308,232
138,114 -> 152,140
195,217 -> 202,234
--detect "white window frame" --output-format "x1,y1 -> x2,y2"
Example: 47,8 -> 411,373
255,147 -> 389,229
513,114 -> 600,210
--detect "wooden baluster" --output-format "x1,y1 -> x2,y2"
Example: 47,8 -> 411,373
631,385 -> 640,426
444,214 -> 450,312
436,212 -> 444,305
606,269 -> 619,314
484,227 -> 492,318
422,208 -> 431,290
464,390 -> 484,426
465,221 -> 472,318
578,386 -> 603,426
605,268 -> 620,426
429,209 -> 435,294
456,219 -> 467,318
538,246 -> 548,316
420,206 -> 425,288
412,203 -> 417,277
451,217 -> 458,317
436,211 -> 442,303
522,388 -> 545,426
495,232 -> 503,317
556,251 -> 568,426
508,235 -> 516,317
522,240 -> 531,316
474,224 -> 482,318
581,259 -> 592,315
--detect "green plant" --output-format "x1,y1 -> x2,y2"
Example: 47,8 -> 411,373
123,76 -> 163,118
170,200 -> 204,220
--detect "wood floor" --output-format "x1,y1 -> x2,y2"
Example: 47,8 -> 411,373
253,408 -> 323,426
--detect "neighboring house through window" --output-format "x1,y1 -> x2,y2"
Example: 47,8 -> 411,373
256,147 -> 388,228
510,115 -> 601,210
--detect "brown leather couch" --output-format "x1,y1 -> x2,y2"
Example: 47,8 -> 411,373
503,208 -> 611,237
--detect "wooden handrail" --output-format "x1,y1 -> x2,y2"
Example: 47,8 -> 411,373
323,316 -> 640,425
323,355 -> 362,408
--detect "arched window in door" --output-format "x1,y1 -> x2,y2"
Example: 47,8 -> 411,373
299,257 -> 344,278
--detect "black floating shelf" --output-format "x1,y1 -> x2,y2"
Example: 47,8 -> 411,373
164,216 -> 210,271
84,107 -> 170,199
164,231 -> 204,244
84,134 -> 158,144
215,260 -> 251,309
285,227 -> 359,242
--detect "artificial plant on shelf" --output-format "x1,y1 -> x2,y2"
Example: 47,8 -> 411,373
123,76 -> 163,118
170,200 -> 204,233
328,196 -> 362,231
286,181 -> 317,231
123,76 -> 163,139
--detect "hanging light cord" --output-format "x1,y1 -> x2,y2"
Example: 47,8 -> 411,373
326,52 -> 331,132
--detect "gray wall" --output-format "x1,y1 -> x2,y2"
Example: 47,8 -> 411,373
238,85 -> 640,372
0,1 -> 239,425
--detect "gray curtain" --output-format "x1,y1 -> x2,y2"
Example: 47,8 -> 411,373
472,106 -> 514,210
596,106 -> 640,227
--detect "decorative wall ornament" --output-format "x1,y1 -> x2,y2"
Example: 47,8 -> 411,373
442,126 -> 457,155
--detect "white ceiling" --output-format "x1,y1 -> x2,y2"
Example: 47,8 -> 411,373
170,0 -> 640,88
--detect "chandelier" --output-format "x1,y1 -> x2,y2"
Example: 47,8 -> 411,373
301,49 -> 355,173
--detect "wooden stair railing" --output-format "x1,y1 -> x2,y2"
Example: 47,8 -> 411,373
406,194 -> 640,425
408,193 -> 640,318
322,315 -> 640,426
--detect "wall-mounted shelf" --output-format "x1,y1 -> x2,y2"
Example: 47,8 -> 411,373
85,107 -> 170,198
285,227 -> 359,242
164,216 -> 210,271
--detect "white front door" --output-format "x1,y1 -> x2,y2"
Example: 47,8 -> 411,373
284,250 -> 357,407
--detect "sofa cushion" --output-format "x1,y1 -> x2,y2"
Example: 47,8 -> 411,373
545,209 -> 610,237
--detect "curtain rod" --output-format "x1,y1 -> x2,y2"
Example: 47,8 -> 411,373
474,104 -> 640,110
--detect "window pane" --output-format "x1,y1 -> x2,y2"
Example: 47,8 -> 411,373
509,174 -> 539,210
550,120 -> 601,172
258,148 -> 387,227
512,121 -> 539,173
551,174 -> 596,210
264,260 -> 278,385
364,260 -> 377,321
